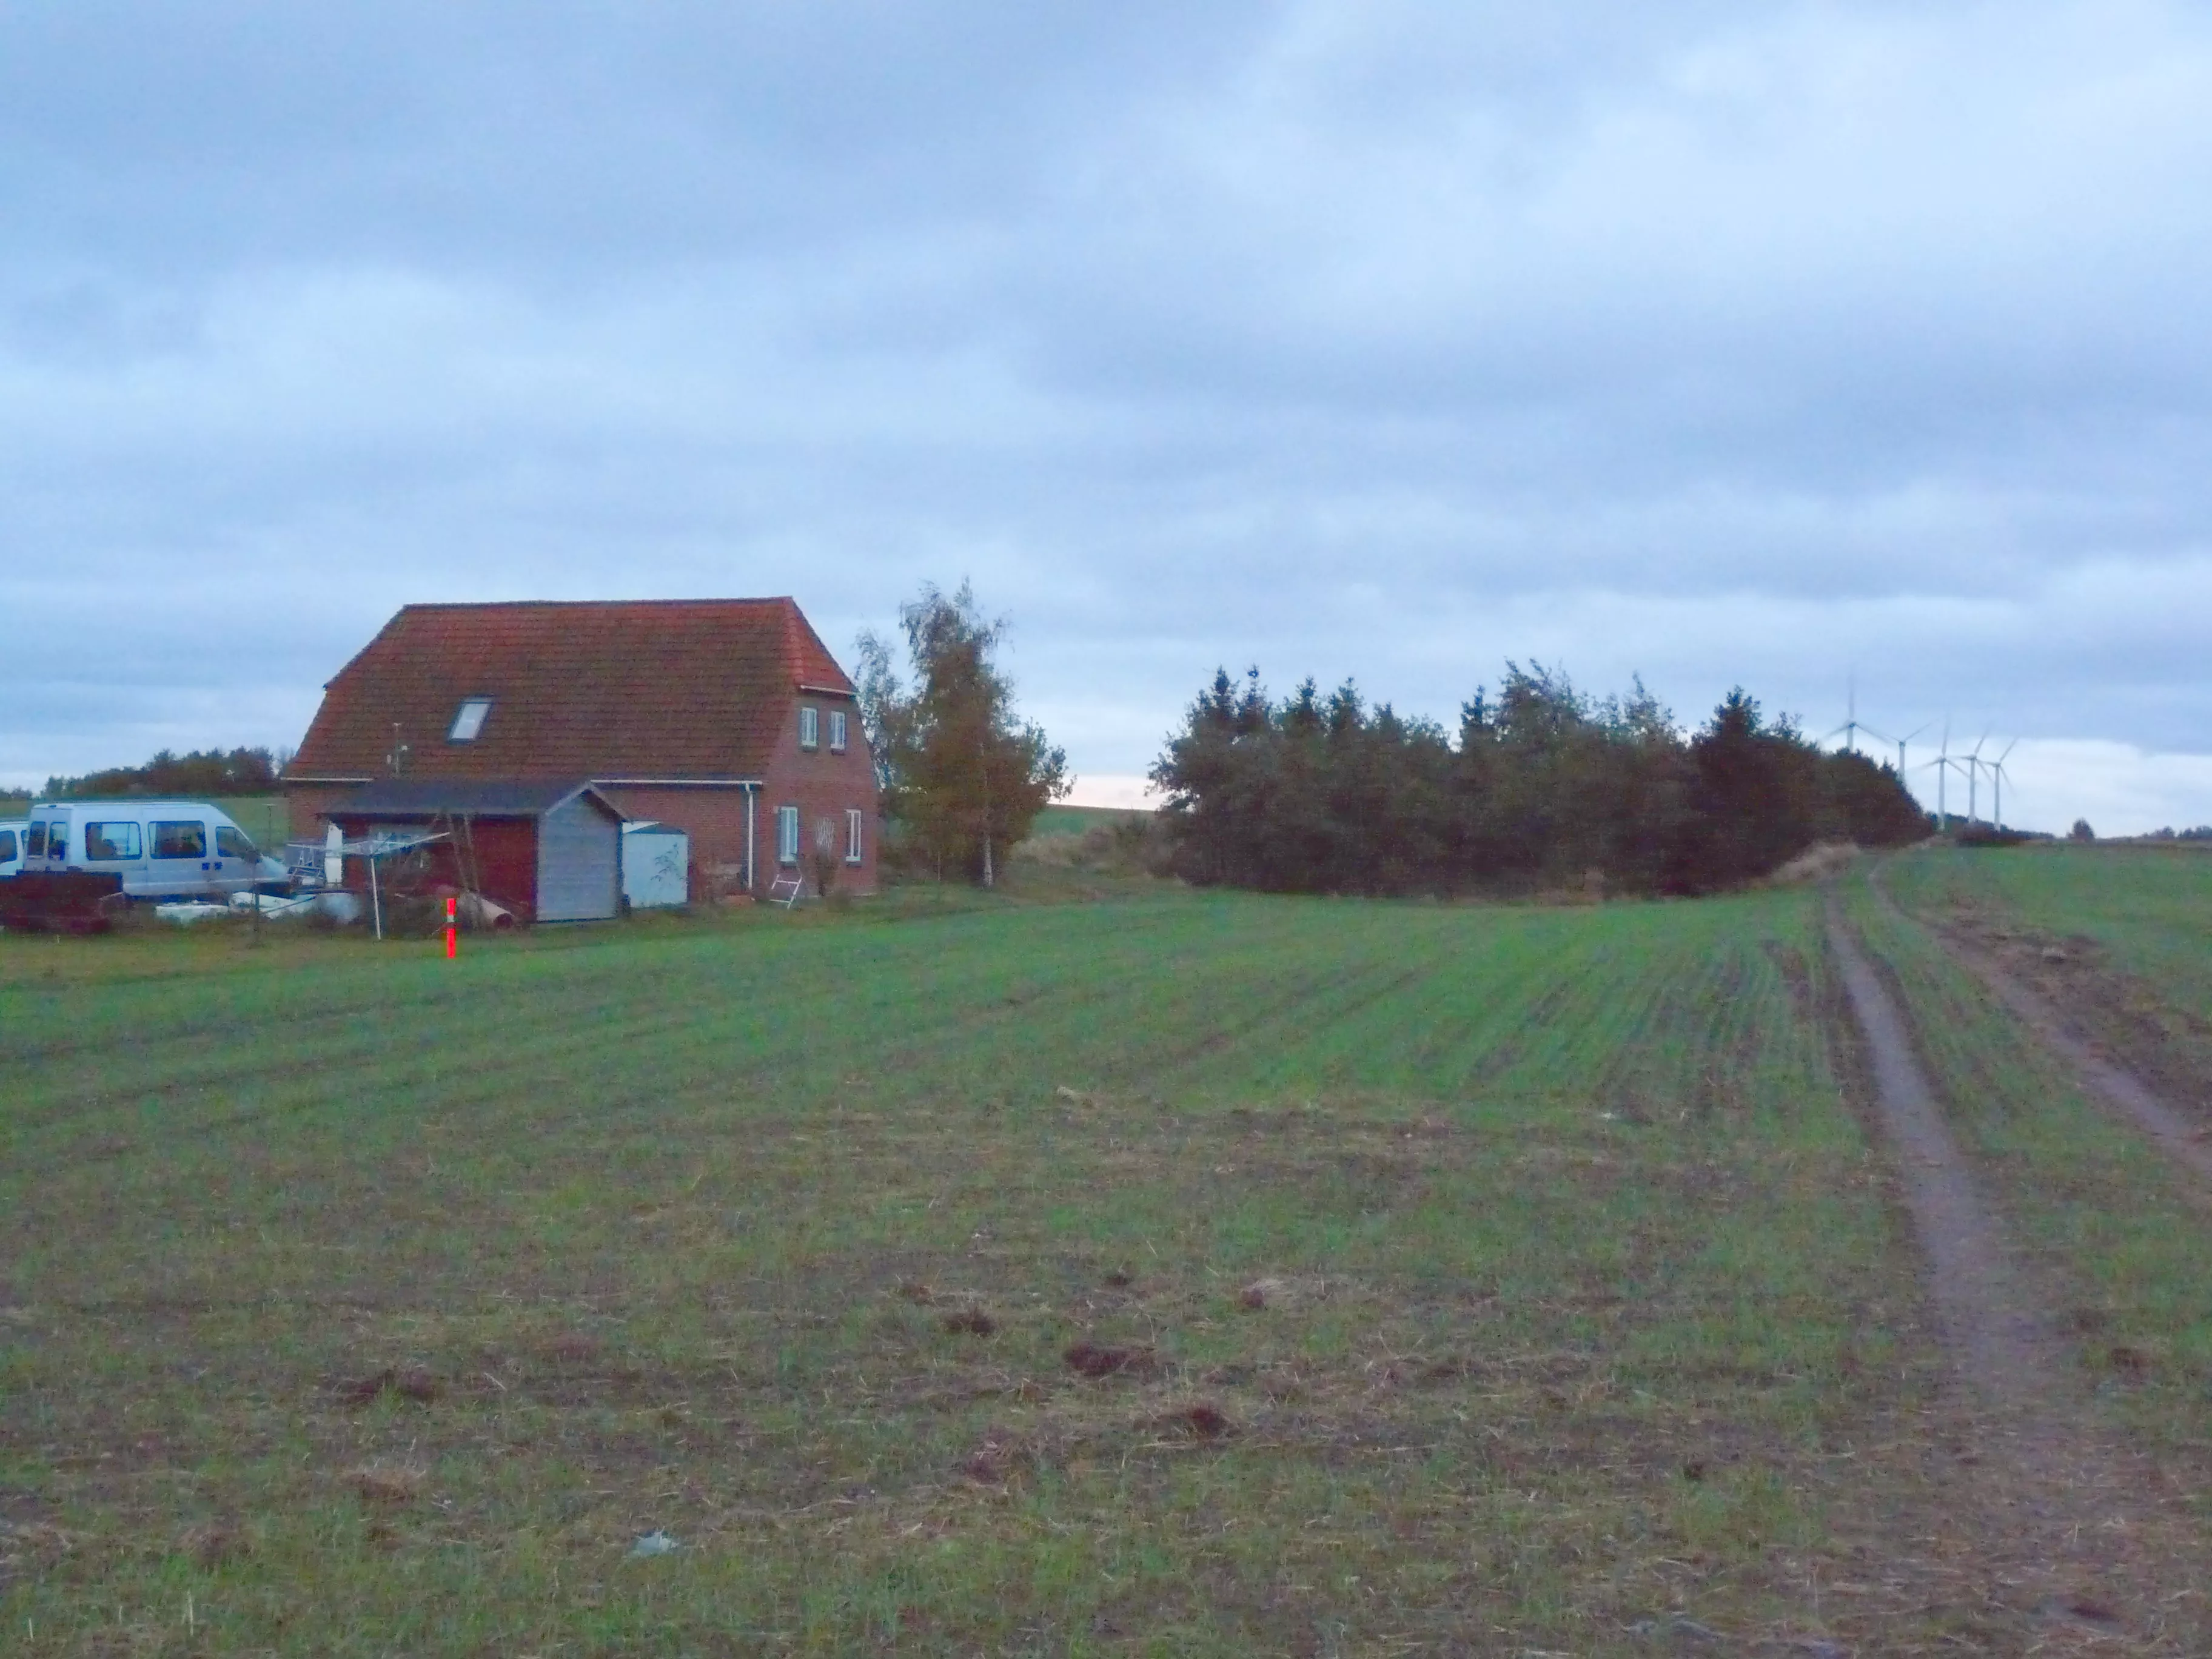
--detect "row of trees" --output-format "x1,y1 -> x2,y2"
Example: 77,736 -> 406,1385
41,746 -> 283,800
1148,664 -> 1927,896
854,586 -> 1926,896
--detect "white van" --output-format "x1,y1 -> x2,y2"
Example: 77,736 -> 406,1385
23,800 -> 289,902
0,819 -> 25,879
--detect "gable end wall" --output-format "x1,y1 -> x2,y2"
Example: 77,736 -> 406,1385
759,691 -> 879,897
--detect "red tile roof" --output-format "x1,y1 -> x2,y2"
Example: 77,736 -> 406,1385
289,598 -> 854,782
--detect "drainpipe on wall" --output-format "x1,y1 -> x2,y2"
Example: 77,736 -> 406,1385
744,785 -> 756,893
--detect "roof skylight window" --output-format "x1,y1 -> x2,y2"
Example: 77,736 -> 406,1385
449,698 -> 493,742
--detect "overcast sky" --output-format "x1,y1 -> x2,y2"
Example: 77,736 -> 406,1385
5,2 -> 2210,832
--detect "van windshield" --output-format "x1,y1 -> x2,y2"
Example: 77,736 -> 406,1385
216,826 -> 257,861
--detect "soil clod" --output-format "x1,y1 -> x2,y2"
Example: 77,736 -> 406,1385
942,1307 -> 997,1336
2106,1342 -> 2152,1376
345,1465 -> 424,1506
179,1521 -> 247,1569
959,1429 -> 1033,1484
1064,1341 -> 1153,1378
1153,1402 -> 1233,1440
330,1366 -> 440,1407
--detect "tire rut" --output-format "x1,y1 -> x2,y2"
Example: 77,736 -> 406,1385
1869,868 -> 2212,1196
1826,900 -> 2059,1412
1824,894 -> 2207,1646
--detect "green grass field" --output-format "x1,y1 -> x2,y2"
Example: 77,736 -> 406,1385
5,859 -> 2211,1652
1884,842 -> 2212,1059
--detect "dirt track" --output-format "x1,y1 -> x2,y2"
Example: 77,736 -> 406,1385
1871,870 -> 2212,1196
1826,896 -> 2208,1648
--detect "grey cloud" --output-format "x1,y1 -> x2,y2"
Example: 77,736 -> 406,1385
3,2 -> 2211,829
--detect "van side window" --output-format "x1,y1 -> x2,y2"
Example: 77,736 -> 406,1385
152,821 -> 207,860
25,823 -> 45,859
0,831 -> 15,861
216,826 -> 256,861
84,822 -> 144,861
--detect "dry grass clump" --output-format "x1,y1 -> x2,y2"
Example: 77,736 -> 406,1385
178,1520 -> 249,1569
541,1331 -> 604,1363
1062,1341 -> 1157,1379
958,1427 -> 1037,1486
344,1465 -> 425,1506
940,1305 -> 997,1336
0,1520 -> 75,1566
1148,1401 -> 1234,1441
329,1366 -> 439,1407
1010,818 -> 1171,877
1236,1274 -> 1330,1311
1766,842 -> 1860,885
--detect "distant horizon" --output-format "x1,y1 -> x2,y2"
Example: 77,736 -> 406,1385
14,756 -> 2211,844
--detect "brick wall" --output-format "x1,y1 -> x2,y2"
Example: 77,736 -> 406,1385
284,688 -> 881,901
282,785 -> 360,849
759,692 -> 879,897
589,786 -> 755,897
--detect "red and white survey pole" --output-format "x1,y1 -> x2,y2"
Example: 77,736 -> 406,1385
446,896 -> 458,959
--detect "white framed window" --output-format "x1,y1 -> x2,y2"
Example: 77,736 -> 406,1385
83,822 -> 143,862
829,709 -> 848,753
845,808 -> 863,864
798,705 -> 819,750
449,698 -> 492,741
777,805 -> 800,865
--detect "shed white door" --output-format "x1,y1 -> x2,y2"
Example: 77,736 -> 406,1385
536,798 -> 621,922
622,829 -> 689,909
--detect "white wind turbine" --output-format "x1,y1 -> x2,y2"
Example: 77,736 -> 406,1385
1889,722 -> 1930,785
1822,677 -> 1879,756
1919,720 -> 1969,831
1963,732 -> 1990,825
1988,739 -> 2018,833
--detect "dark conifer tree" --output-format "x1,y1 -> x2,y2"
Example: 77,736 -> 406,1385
1152,665 -> 1926,897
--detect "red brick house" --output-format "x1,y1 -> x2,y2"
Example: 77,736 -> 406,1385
286,598 -> 878,897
